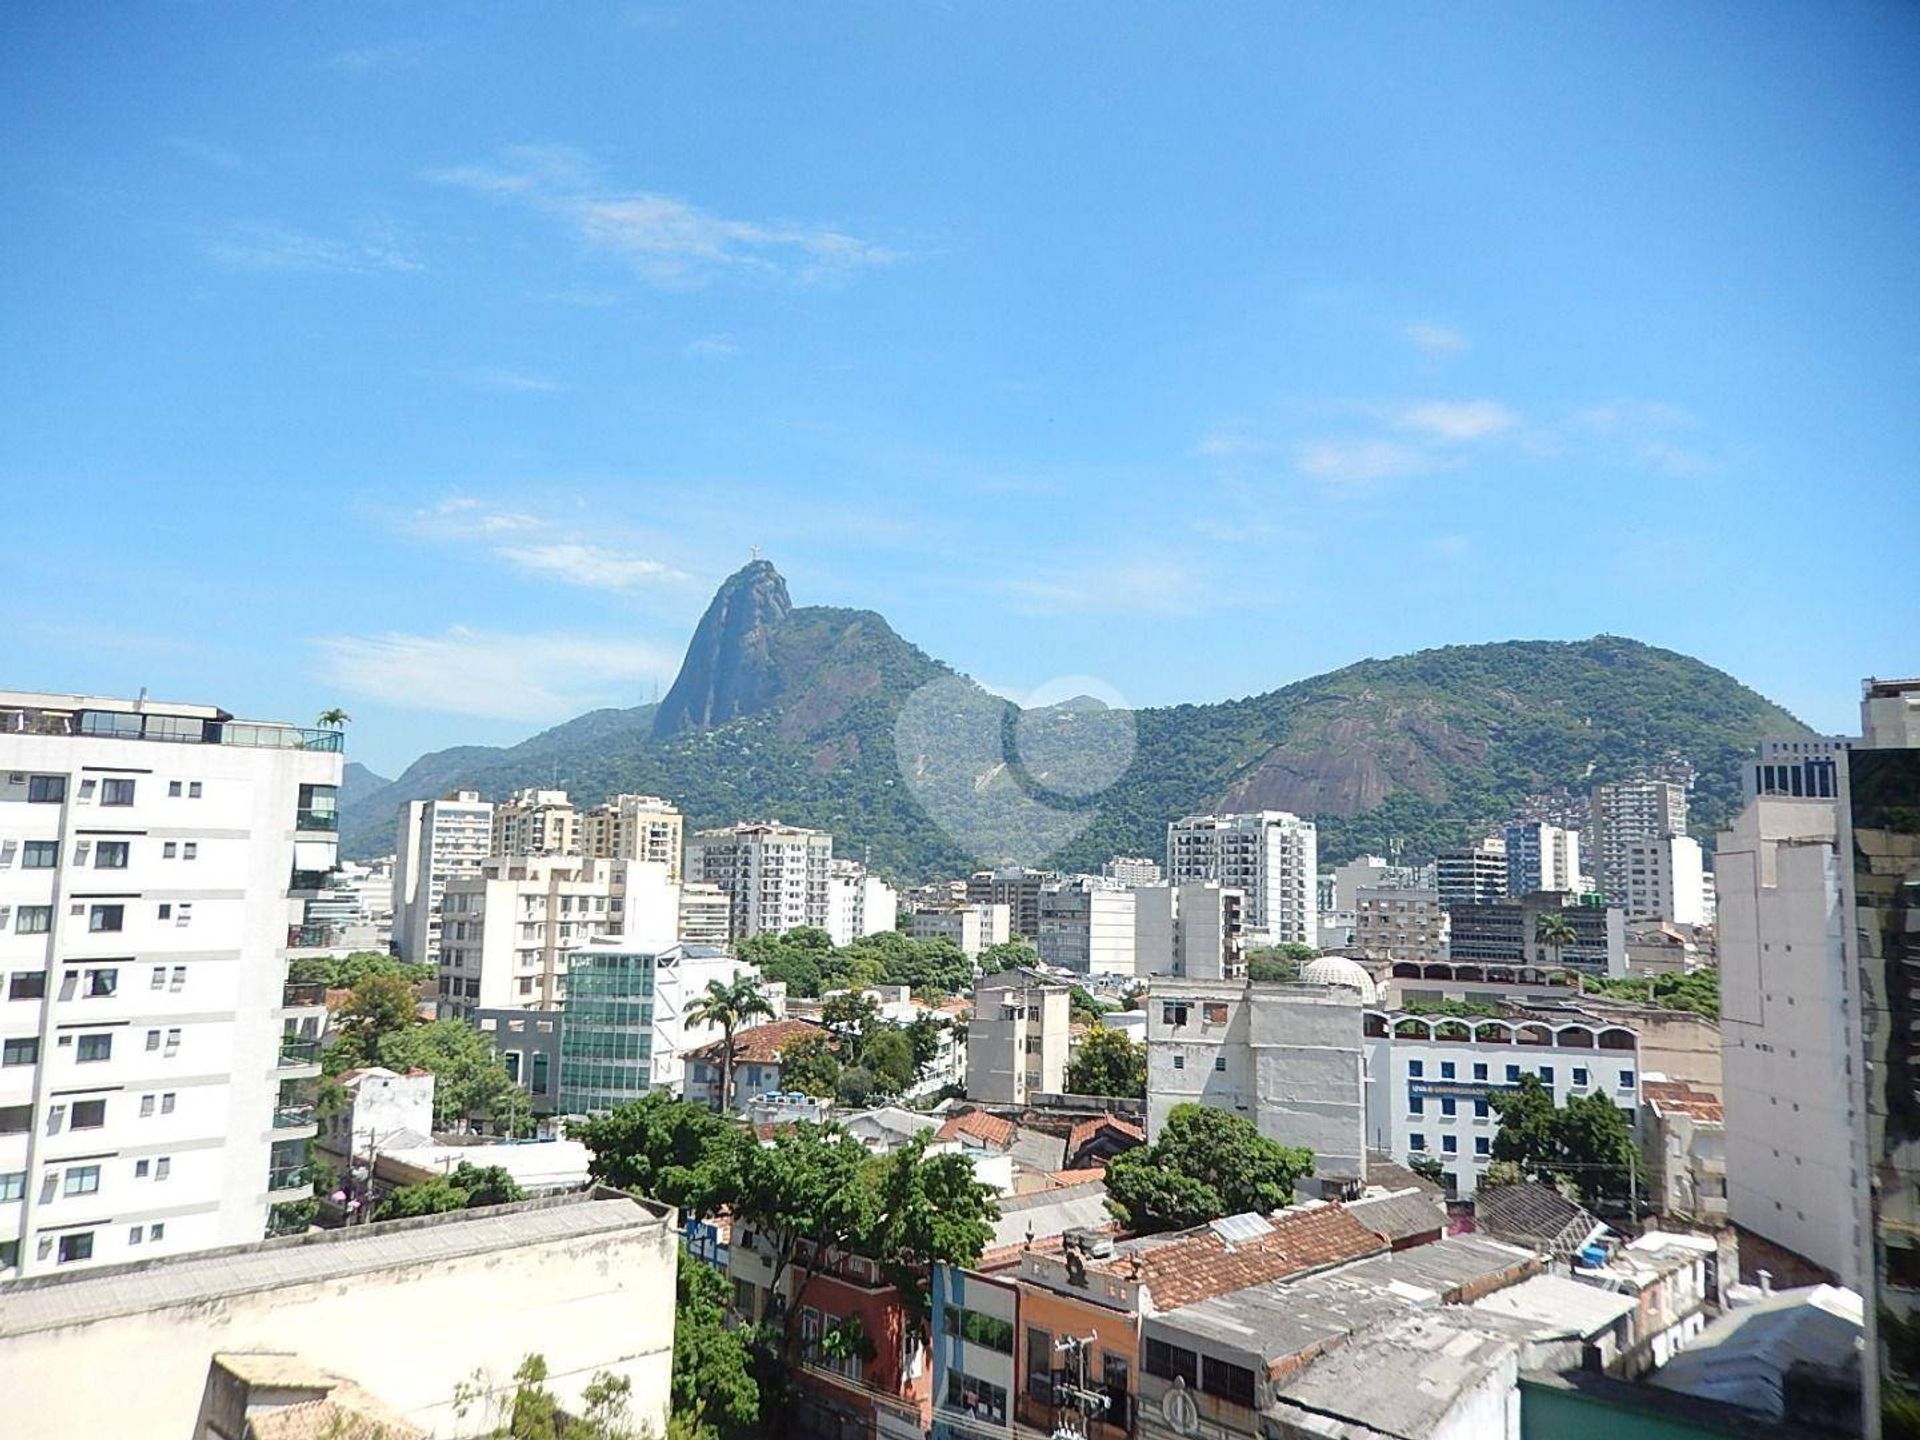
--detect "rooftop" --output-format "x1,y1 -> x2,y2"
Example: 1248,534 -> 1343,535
0,690 -> 344,753
1470,1271 -> 1639,1338
685,1016 -> 823,1065
0,1191 -> 667,1338
1345,1187 -> 1449,1244
1651,1284 -> 1864,1419
1643,1077 -> 1725,1122
937,1109 -> 1018,1150
1090,1204 -> 1386,1311
1267,1308 -> 1522,1437
1474,1182 -> 1605,1255
988,1179 -> 1112,1253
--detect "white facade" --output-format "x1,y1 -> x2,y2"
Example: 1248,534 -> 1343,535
1146,979 -> 1367,1184
966,971 -> 1069,1105
1363,1007 -> 1643,1198
1102,855 -> 1162,886
579,793 -> 685,880
490,787 -> 580,858
1165,811 -> 1318,946
909,903 -> 1010,958
1625,833 -> 1708,926
826,859 -> 899,948
685,821 -> 833,939
320,1065 -> 435,1158
1715,795 -> 1863,1286
1036,875 -> 1137,976
392,789 -> 493,965
436,856 -> 676,1017
677,880 -> 732,946
1502,823 -> 1581,897
642,944 -> 783,1091
1589,778 -> 1689,909
0,690 -> 341,1279
1132,881 -> 1245,981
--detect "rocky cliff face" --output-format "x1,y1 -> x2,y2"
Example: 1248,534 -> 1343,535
651,559 -> 793,738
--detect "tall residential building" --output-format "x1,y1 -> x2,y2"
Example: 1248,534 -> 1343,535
1589,778 -> 1689,909
1436,836 -> 1508,908
966,970 -> 1069,1105
392,790 -> 493,966
685,821 -> 833,939
0,690 -> 344,1278
1133,882 -> 1245,981
1625,833 -> 1709,926
578,793 -> 684,880
909,903 -> 1010,959
1715,795 -> 1859,1288
1165,811 -> 1318,947
1324,854 -> 1436,914
1445,892 -> 1627,976
1352,887 -> 1450,966
436,857 -> 676,1017
965,867 -> 1058,940
1102,855 -> 1162,886
676,882 -> 732,947
1145,978 -> 1367,1186
1501,823 -> 1581,897
1035,876 -> 1136,976
490,788 -> 580,858
1744,737 -> 1855,803
825,859 -> 898,948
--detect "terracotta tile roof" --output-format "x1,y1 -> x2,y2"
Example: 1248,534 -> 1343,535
1098,1205 -> 1387,1311
686,1017 -> 825,1065
936,1109 -> 1017,1150
1642,1078 -> 1724,1122
975,1230 -> 1073,1273
1067,1113 -> 1144,1155
1048,1167 -> 1110,1186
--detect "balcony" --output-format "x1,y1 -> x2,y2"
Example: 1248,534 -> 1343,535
295,808 -> 339,832
278,1036 -> 321,1067
282,980 -> 327,1008
2,705 -> 345,752
289,871 -> 333,894
273,1103 -> 316,1129
286,923 -> 347,951
266,1162 -> 312,1193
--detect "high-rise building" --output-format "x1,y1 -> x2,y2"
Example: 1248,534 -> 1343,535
490,788 -> 580,858
676,881 -> 732,947
1625,833 -> 1709,926
825,859 -> 898,947
1436,837 -> 1509,908
392,790 -> 493,965
1165,812 -> 1318,946
1352,887 -> 1450,966
1035,876 -> 1136,976
1102,855 -> 1162,886
578,793 -> 684,880
1501,823 -> 1581,897
1132,882 -> 1245,981
0,690 -> 344,1278
965,867 -> 1058,940
1589,778 -> 1689,909
1744,737 -> 1855,803
685,821 -> 833,939
908,903 -> 1010,959
1445,892 -> 1627,976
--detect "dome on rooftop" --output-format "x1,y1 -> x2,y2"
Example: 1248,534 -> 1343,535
1300,955 -> 1379,1004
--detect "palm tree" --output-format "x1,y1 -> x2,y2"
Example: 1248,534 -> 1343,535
316,708 -> 351,729
687,975 -> 774,1111
1535,910 -> 1578,973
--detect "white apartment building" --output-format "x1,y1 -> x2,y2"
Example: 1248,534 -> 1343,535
677,881 -> 732,946
490,788 -> 580,858
0,690 -> 342,1279
965,866 -> 1057,940
1715,795 -> 1862,1287
685,821 -> 833,939
1362,1006 -> 1644,1198
1353,886 -> 1450,965
1036,875 -> 1137,976
1166,811 -> 1318,947
579,793 -> 684,880
826,858 -> 899,948
967,970 -> 1069,1105
1590,778 -> 1689,909
1437,836 -> 1509,909
1145,978 -> 1367,1186
1133,881 -> 1245,981
1103,855 -> 1162,886
909,902 -> 1010,958
1324,854 -> 1436,914
392,789 -> 493,966
436,857 -> 677,1017
1502,823 -> 1581,897
1625,834 -> 1709,927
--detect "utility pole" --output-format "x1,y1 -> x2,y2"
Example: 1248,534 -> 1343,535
1050,1333 -> 1109,1440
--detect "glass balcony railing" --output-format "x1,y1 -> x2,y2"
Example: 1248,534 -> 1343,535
295,808 -> 339,832
273,1103 -> 316,1128
278,1037 -> 321,1067
282,981 -> 327,1007
289,870 -> 333,893
1,706 -> 346,752
286,923 -> 347,950
266,1162 -> 312,1191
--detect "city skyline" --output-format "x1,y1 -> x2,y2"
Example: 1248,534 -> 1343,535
4,6 -> 1917,774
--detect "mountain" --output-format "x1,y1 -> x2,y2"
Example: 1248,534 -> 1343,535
339,761 -> 391,813
338,561 -> 1809,878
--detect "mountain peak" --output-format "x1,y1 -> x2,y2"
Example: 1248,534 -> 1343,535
652,560 -> 794,738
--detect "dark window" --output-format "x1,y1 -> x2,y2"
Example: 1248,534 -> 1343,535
21,841 -> 58,869
8,972 -> 46,1000
84,968 -> 117,998
531,1052 -> 550,1094
1201,1356 -> 1256,1408
94,842 -> 129,869
1103,1353 -> 1131,1429
57,1232 -> 93,1263
0,1105 -> 30,1135
1144,1338 -> 1199,1388
88,905 -> 124,933
943,1306 -> 1015,1354
1161,1002 -> 1189,1026
1028,1326 -> 1055,1401
16,907 -> 51,935
76,1033 -> 112,1063
70,1098 -> 106,1128
27,775 -> 66,804
100,778 -> 135,806
1,1038 -> 38,1066
945,1370 -> 1007,1424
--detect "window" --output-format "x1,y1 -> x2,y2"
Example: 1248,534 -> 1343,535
1440,1061 -> 1455,1079
168,781 -> 182,797
1408,1060 -> 1424,1077
1475,1137 -> 1491,1156
1440,1098 -> 1457,1117
1409,1132 -> 1427,1151
530,1052 -> 550,1094
1505,1064 -> 1521,1082
94,841 -> 129,869
21,841 -> 58,869
46,1102 -> 65,1133
1474,1100 -> 1489,1119
0,1105 -> 29,1135
1619,1069 -> 1636,1089
139,1094 -> 155,1118
1213,1056 -> 1227,1071
1472,1063 -> 1487,1081
182,842 -> 198,860
71,1099 -> 105,1129
1539,1066 -> 1555,1084
1201,1356 -> 1256,1408
945,1370 -> 1008,1424
17,907 -> 51,934
0,1171 -> 23,1201
164,1028 -> 181,1055
100,778 -> 135,807
1203,1002 -> 1229,1024
2,1038 -> 38,1066
8,971 -> 46,1000
155,1157 -> 171,1181
64,1165 -> 101,1195
57,1232 -> 93,1263
1103,1353 -> 1131,1430
1408,1095 -> 1424,1115
161,1092 -> 176,1113
1442,1135 -> 1458,1155
135,1159 -> 149,1178
145,1029 -> 160,1051
128,1226 -> 143,1245
174,904 -> 192,927
943,1305 -> 1015,1354
1573,1066 -> 1589,1087
157,905 -> 171,921
88,905 -> 124,933
84,968 -> 117,998
149,1221 -> 164,1240
170,966 -> 186,992
27,775 -> 67,804
1161,1002 -> 1189,1026
188,782 -> 202,798
1173,1054 -> 1185,1070
1028,1327 -> 1057,1400
76,1033 -> 112,1063
162,842 -> 177,859
1144,1338 -> 1199,1389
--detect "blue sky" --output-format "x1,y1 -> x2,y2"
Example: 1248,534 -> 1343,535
3,4 -> 1916,776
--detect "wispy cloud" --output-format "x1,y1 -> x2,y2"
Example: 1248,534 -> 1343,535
205,222 -> 421,275
1293,437 -> 1440,485
687,334 -> 740,358
315,627 -> 675,722
1572,401 -> 1720,477
497,542 -> 688,590
468,367 -> 566,394
1394,399 -> 1519,442
421,496 -> 546,537
1001,559 -> 1206,616
1404,322 -> 1468,355
324,39 -> 428,73
428,144 -> 899,287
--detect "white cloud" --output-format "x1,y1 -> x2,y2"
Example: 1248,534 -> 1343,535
1404,322 -> 1468,355
1195,429 -> 1263,458
1293,437 -> 1437,485
429,145 -> 897,287
469,367 -> 566,394
496,542 -> 687,590
205,223 -> 421,275
420,496 -> 546,537
687,334 -> 740,358
1002,560 -> 1205,616
1394,399 -> 1519,442
316,627 -> 675,722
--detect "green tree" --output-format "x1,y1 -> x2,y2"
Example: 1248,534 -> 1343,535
572,1091 -> 750,1219
737,928 -> 835,998
777,1030 -> 843,1099
976,940 -> 1040,974
330,972 -> 422,1068
288,950 -> 430,989
687,976 -> 775,1112
316,708 -> 351,729
1065,985 -> 1107,1027
1535,910 -> 1578,970
377,1020 -> 532,1135
1063,1025 -> 1145,1099
902,1014 -> 947,1076
1490,1074 -> 1640,1206
377,1161 -> 526,1219
1407,1153 -> 1448,1187
672,1262 -> 760,1440
1489,1074 -> 1561,1177
857,1026 -> 917,1096
834,1064 -> 879,1107
1105,1104 -> 1314,1233
865,1133 -> 998,1332
820,990 -> 882,1045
